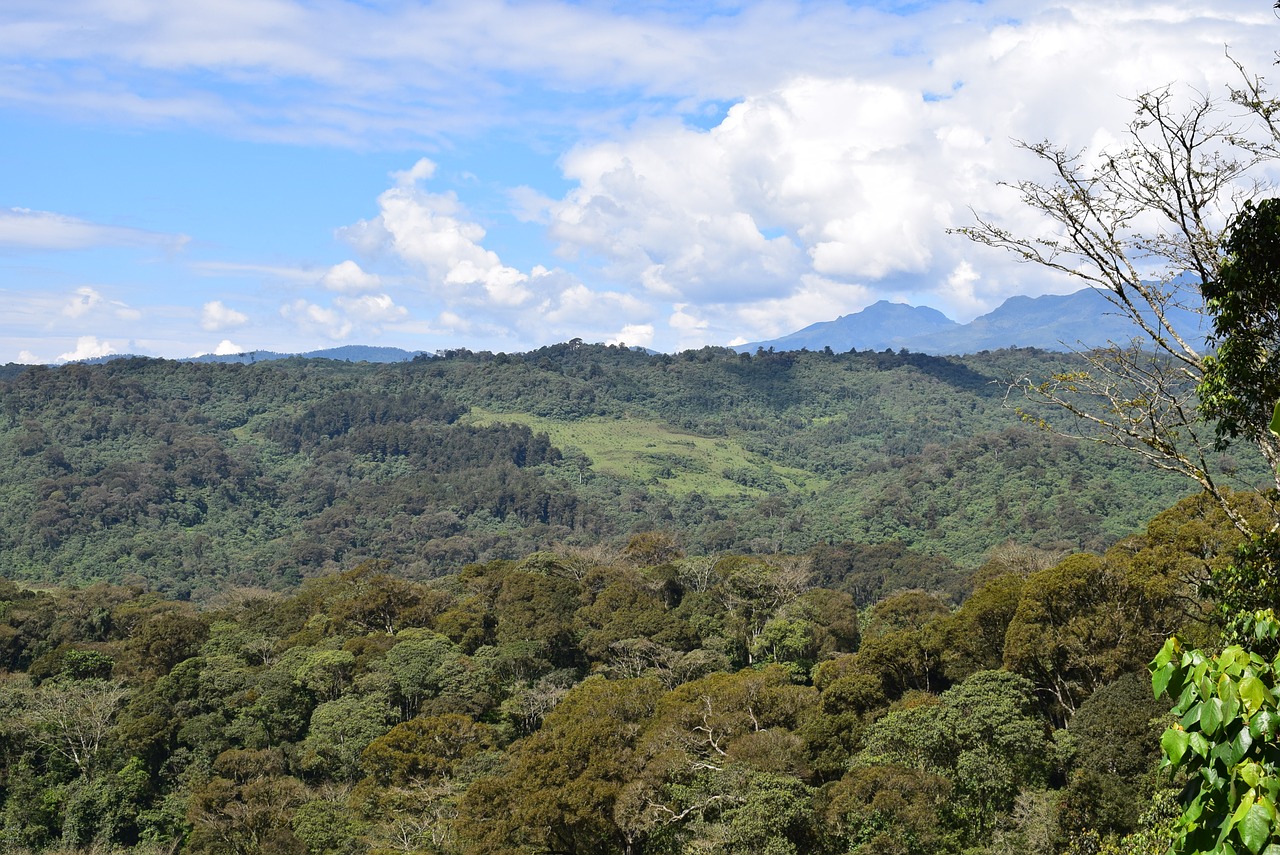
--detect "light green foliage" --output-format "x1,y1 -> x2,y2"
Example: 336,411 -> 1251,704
1003,547 -> 1185,721
290,799 -> 364,855
1151,611 -> 1280,855
750,617 -> 816,675
377,629 -> 459,715
464,406 -> 823,498
860,670 -> 1050,842
299,692 -> 395,781
291,648 -> 357,702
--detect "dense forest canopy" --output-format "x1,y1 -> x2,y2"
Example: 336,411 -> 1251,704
0,344 -> 1255,599
0,344 -> 1271,853
0,489 -> 1248,854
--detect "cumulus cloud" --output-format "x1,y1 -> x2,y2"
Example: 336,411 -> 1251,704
321,260 -> 382,294
8,2 -> 1275,359
334,293 -> 408,324
62,287 -> 103,319
342,159 -> 535,307
541,75 -> 1009,324
278,289 -> 409,342
607,324 -> 655,348
60,286 -> 141,322
280,300 -> 353,341
0,208 -> 187,251
55,335 -> 116,363
201,300 -> 249,331
213,340 -> 244,356
532,3 -> 1275,343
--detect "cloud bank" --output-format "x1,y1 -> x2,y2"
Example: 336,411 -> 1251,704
1,1 -> 1276,360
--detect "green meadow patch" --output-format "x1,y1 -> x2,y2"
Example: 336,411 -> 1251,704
463,407 -> 826,497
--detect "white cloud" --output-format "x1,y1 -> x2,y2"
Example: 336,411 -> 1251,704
62,286 -> 102,319
334,293 -> 408,325
55,335 -> 116,363
59,286 -> 140,322
201,300 -> 249,331
607,324 -> 654,348
213,340 -> 244,356
340,165 -> 534,307
669,304 -> 711,349
941,261 -> 983,319
437,311 -> 472,333
280,300 -> 353,340
715,276 -> 877,348
8,2 -> 1276,357
509,186 -> 555,224
0,208 -> 187,251
540,283 -> 648,326
541,75 -> 995,317
321,260 -> 382,294
393,158 -> 436,186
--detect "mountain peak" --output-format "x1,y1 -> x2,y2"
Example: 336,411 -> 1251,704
735,288 -> 1207,355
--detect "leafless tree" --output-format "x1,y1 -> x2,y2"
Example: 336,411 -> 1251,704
954,66 -> 1280,534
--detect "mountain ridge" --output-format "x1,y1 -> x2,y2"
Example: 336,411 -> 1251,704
734,287 -> 1209,355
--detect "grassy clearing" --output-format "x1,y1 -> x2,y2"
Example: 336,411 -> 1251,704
463,407 -> 826,497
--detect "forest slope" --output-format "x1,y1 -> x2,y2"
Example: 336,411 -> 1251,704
0,343 -> 1253,597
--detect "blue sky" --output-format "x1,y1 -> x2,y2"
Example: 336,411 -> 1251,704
1,0 -> 1276,362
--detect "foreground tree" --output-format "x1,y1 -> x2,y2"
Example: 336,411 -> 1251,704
960,59 -> 1280,855
955,72 -> 1280,534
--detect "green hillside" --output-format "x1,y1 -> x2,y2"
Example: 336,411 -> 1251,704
0,344 -> 1256,597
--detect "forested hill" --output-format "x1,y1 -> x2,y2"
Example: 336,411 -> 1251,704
0,343 -> 1244,598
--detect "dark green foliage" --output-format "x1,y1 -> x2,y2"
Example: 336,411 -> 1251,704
0,345 -> 1236,596
0,500 -> 1236,854
1199,197 -> 1280,450
1059,673 -> 1168,839
0,346 -> 1260,853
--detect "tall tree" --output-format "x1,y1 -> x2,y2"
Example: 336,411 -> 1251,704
955,73 -> 1280,534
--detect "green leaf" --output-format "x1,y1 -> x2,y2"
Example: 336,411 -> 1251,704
1154,638 -> 1179,669
1239,801 -> 1275,854
1269,399 -> 1280,436
1235,728 -> 1256,766
1238,792 -> 1261,826
1241,675 -> 1271,714
1204,697 -> 1225,736
1253,710 -> 1277,741
1163,728 -> 1191,766
1154,662 -> 1177,698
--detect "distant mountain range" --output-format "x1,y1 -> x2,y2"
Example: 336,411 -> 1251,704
58,288 -> 1208,368
76,345 -> 429,366
734,288 -> 1209,355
